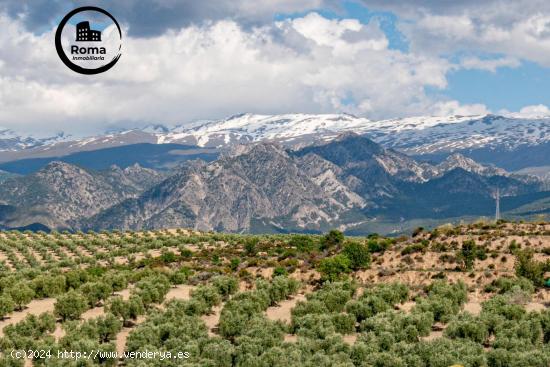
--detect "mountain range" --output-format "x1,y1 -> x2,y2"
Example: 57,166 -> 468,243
0,132 -> 546,234
0,113 -> 548,175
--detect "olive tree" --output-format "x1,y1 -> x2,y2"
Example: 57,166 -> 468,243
54,291 -> 88,321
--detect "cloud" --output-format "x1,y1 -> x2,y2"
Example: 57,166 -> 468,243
360,0 -> 550,67
460,56 -> 520,73
1,0 -> 332,37
501,104 -> 550,118
431,100 -> 489,117
0,11 -> 455,135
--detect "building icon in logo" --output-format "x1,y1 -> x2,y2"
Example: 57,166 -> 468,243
76,21 -> 102,42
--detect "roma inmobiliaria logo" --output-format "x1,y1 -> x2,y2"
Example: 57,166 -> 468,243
55,6 -> 122,75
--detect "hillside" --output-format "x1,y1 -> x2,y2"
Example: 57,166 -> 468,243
0,162 -> 164,229
0,222 -> 547,365
0,134 -> 546,233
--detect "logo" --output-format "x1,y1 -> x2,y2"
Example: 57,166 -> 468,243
55,6 -> 122,75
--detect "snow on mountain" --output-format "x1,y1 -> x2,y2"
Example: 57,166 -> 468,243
368,114 -> 550,154
149,113 -> 550,154
0,129 -> 72,152
1,113 -> 548,162
154,113 -> 372,148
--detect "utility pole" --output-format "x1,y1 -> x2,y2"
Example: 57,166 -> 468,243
495,188 -> 500,222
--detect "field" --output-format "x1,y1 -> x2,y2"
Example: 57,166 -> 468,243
0,222 -> 548,366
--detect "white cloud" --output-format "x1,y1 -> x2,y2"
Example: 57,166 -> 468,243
0,12 -> 456,136
460,56 -> 520,73
431,100 -> 490,117
361,1 -> 550,67
501,104 -> 550,118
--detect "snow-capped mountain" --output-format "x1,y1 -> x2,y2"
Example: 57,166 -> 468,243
0,129 -> 72,152
153,113 -> 372,148
0,113 -> 548,172
144,113 -> 549,154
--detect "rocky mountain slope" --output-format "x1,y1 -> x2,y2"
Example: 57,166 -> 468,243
0,133 -> 546,233
82,135 -> 547,233
0,162 -> 164,229
84,144 -> 349,232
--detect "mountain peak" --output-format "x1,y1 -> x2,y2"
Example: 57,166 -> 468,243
41,160 -> 83,173
438,152 -> 507,177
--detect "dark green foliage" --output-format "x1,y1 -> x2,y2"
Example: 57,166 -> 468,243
0,295 -> 15,319
342,241 -> 371,270
244,237 -> 259,256
484,276 -> 535,294
289,234 -> 318,253
318,254 -> 352,281
8,283 -> 34,310
54,290 -> 88,321
211,276 -> 239,299
457,239 -> 487,270
367,238 -> 393,253
80,281 -> 113,307
320,230 -> 344,250
445,313 -> 488,343
230,258 -> 240,271
515,250 -> 547,287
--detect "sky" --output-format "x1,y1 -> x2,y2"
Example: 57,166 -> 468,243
1,0 -> 550,136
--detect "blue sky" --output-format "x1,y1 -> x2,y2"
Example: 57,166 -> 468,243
278,1 -> 550,113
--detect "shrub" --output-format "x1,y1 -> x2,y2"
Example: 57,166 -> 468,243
318,255 -> 352,281
445,313 -> 488,343
367,238 -> 391,253
211,276 -> 238,299
343,241 -> 371,270
320,230 -> 345,250
244,238 -> 259,256
401,242 -> 427,256
289,235 -> 317,253
458,240 -> 477,270
80,281 -> 113,307
0,295 -> 14,319
368,283 -> 409,305
32,275 -> 66,298
484,276 -> 535,295
515,250 -> 546,287
230,258 -> 240,272
191,285 -> 222,308
133,274 -> 171,306
8,283 -> 35,311
54,291 -> 88,321
106,295 -> 144,326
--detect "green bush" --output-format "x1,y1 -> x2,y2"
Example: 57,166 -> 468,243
515,250 -> 546,287
8,283 -> 35,311
445,313 -> 488,343
54,291 -> 88,321
318,255 -> 352,281
0,295 -> 15,319
320,230 -> 345,250
211,276 -> 239,299
289,234 -> 318,253
343,241 -> 371,270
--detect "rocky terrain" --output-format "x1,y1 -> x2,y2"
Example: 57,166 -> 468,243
0,133 -> 544,233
